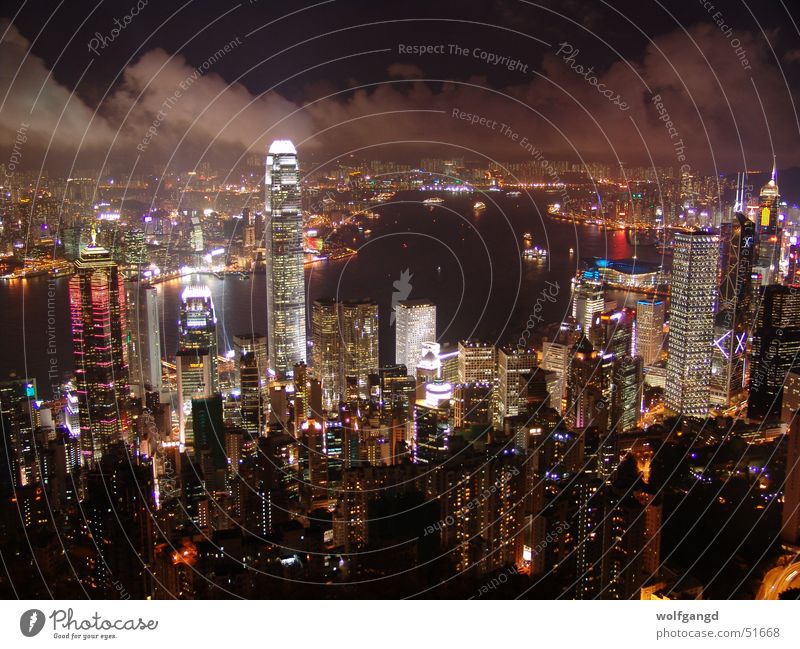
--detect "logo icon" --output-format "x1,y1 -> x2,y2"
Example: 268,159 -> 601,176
20,609 -> 45,637
390,268 -> 413,325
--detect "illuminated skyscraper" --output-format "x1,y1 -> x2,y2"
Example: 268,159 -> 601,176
635,299 -> 665,366
310,298 -> 379,405
754,167 -> 783,286
176,349 -> 213,447
179,285 -> 218,391
497,346 -> 537,421
711,212 -> 754,406
754,166 -> 781,286
265,139 -> 306,375
572,271 -> 605,332
665,231 -> 719,416
311,298 -> 342,410
177,285 -> 218,446
565,338 -> 612,431
69,233 -> 129,462
747,284 -> 800,420
340,299 -> 379,401
233,333 -> 268,437
127,285 -> 163,397
396,299 -> 436,371
457,339 -> 496,383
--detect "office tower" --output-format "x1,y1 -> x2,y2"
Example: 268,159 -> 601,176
414,400 -> 451,464
265,139 -> 306,375
754,167 -> 781,286
192,394 -> 226,472
233,332 -> 268,377
611,355 -> 643,432
457,339 -> 496,383
176,349 -> 213,447
340,299 -> 379,400
665,231 -> 719,416
127,285 -> 163,397
452,382 -> 493,428
123,229 -> 147,267
497,346 -> 537,422
301,419 -> 328,502
379,364 -> 415,416
782,367 -> 800,423
541,340 -> 570,413
179,285 -> 218,390
293,361 -> 309,432
711,212 -> 755,406
311,298 -> 341,409
0,379 -> 37,495
565,338 -> 613,431
238,350 -> 263,437
635,299 -> 665,365
69,232 -> 130,462
233,333 -> 268,436
396,299 -> 436,371
572,272 -> 605,332
782,416 -> 800,545
747,285 -> 800,419
596,308 -> 635,355
61,226 -> 82,261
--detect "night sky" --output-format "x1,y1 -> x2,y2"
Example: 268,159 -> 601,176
3,0 -> 800,176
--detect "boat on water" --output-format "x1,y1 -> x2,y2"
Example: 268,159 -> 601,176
423,197 -> 445,205
522,232 -> 547,259
473,201 -> 486,211
507,191 -> 521,197
523,245 -> 548,260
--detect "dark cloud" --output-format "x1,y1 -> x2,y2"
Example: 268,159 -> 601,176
2,16 -> 799,175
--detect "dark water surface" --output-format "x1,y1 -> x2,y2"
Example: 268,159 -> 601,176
0,191 -> 665,395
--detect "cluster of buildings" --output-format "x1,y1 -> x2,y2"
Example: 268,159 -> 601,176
1,144 -> 800,599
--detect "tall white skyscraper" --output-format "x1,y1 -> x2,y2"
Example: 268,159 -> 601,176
635,299 -> 665,366
265,139 -> 306,375
665,231 -> 719,416
395,299 -> 436,371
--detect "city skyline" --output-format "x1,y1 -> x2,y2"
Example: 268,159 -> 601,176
3,1 -> 800,627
